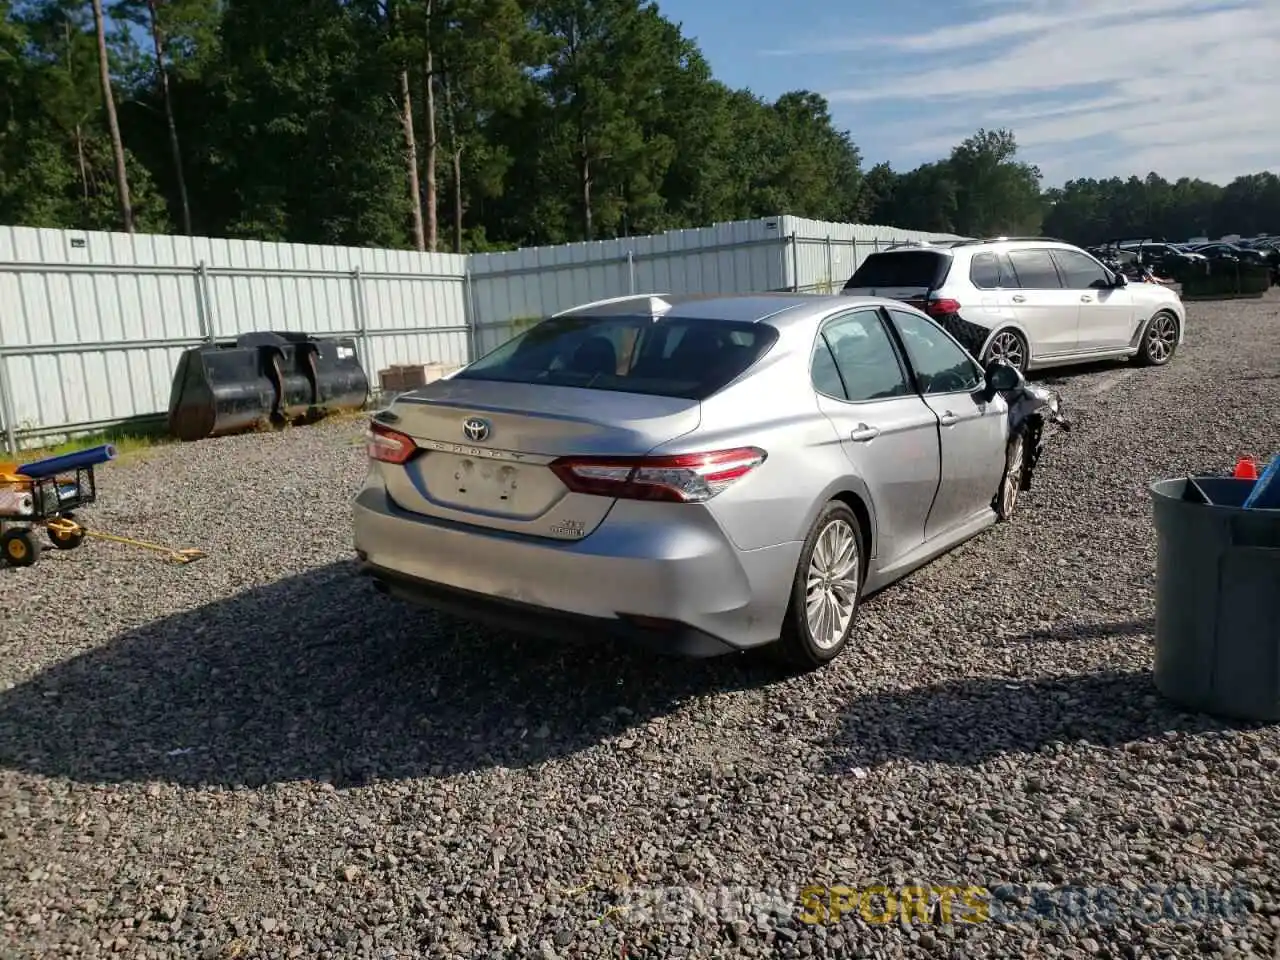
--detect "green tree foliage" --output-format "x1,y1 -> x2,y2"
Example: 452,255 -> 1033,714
0,0 -> 1276,249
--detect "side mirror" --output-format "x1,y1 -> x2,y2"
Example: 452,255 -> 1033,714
978,358 -> 1020,402
1111,271 -> 1128,288
985,360 -> 1021,392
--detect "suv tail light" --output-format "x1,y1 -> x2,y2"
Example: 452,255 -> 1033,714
925,297 -> 962,317
549,447 -> 767,503
366,420 -> 417,464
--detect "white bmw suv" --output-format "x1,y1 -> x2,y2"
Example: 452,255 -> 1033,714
840,238 -> 1186,373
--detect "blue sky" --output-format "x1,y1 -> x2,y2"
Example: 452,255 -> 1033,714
659,0 -> 1280,188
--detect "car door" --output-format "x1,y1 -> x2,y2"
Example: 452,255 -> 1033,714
810,309 -> 941,566
885,307 -> 1008,541
1004,247 -> 1078,358
967,251 -> 1023,336
1049,248 -> 1135,352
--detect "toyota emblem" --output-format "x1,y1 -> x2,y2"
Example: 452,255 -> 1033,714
462,417 -> 491,442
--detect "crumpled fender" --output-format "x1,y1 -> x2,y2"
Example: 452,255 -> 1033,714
997,373 -> 1071,492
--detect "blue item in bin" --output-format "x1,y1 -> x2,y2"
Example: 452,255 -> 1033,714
1242,454 -> 1280,509
16,444 -> 116,480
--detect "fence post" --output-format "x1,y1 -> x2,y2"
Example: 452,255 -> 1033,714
463,266 -> 478,362
824,236 -> 834,294
349,266 -> 373,381
790,233 -> 800,292
0,356 -> 16,455
627,250 -> 636,295
196,260 -> 216,343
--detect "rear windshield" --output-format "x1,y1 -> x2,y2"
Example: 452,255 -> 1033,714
453,315 -> 779,400
843,251 -> 952,291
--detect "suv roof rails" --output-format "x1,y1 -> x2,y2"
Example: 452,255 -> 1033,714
951,235 -> 1071,247
1103,236 -> 1169,246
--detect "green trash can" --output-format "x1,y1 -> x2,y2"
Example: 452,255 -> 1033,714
1151,477 -> 1280,721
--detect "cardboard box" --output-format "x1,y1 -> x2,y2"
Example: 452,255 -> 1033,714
378,364 -> 428,394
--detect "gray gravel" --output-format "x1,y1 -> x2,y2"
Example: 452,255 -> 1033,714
3,293 -> 1280,959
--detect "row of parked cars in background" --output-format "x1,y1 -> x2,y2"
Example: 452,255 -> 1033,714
1088,235 -> 1280,286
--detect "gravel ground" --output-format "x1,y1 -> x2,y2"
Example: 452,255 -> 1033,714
2,293 -> 1280,960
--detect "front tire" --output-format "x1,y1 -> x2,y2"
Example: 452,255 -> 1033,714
1,528 -> 40,567
775,502 -> 865,669
994,432 -> 1026,522
1133,311 -> 1179,367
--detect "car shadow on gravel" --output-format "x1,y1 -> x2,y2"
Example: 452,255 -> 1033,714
822,668 -> 1264,772
0,560 -> 781,788
1029,359 -> 1134,384
995,618 -> 1154,643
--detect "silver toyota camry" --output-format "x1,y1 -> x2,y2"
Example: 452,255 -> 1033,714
352,292 -> 1030,668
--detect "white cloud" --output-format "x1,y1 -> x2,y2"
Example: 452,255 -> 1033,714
780,0 -> 1280,184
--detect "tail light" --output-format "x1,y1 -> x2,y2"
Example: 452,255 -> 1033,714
366,420 -> 417,464
549,447 -> 767,503
926,297 -> 962,317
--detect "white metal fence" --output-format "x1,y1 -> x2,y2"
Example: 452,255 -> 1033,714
0,227 -> 469,452
0,216 -> 960,452
468,216 -> 963,353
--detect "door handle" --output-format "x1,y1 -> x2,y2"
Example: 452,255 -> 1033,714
939,411 -> 959,427
1080,294 -> 1093,302
850,423 -> 880,442
1011,295 -> 1026,303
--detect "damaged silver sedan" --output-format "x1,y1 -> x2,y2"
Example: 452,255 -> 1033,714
354,292 -> 1069,670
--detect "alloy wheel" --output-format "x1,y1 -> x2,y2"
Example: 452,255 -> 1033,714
1146,314 -> 1178,363
1001,434 -> 1025,517
988,331 -> 1027,372
805,519 -> 860,650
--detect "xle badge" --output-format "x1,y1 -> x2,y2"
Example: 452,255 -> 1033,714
549,519 -> 586,538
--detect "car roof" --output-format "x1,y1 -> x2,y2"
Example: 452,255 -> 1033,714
858,237 -> 1099,262
553,292 -> 916,328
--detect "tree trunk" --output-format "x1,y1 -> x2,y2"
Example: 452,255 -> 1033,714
422,0 -> 437,251
74,123 -> 89,205
452,146 -> 462,255
442,72 -> 462,254
92,0 -> 133,233
146,0 -> 191,235
388,0 -> 423,251
65,23 -> 89,211
399,68 -> 424,251
579,146 -> 593,241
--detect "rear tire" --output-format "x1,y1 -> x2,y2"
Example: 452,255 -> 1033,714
1133,311 -> 1179,367
774,501 -> 865,670
48,521 -> 86,550
982,329 -> 1029,374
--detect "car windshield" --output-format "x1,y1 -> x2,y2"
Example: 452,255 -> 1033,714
453,314 -> 778,400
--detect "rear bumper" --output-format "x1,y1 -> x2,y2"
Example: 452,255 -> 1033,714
351,483 -> 800,655
360,561 -> 735,657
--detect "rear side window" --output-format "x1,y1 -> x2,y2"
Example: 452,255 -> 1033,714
969,252 -> 1020,289
1006,249 -> 1063,289
843,251 -> 952,291
454,315 -> 778,401
820,311 -> 913,402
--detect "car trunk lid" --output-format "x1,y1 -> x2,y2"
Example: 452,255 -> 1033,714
376,379 -> 700,540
